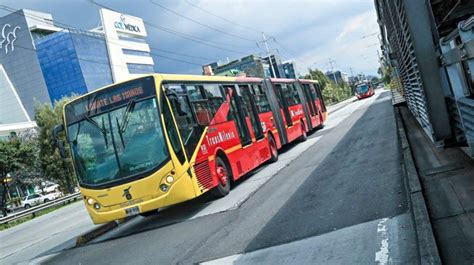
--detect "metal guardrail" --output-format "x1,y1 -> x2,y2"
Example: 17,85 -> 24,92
0,192 -> 81,225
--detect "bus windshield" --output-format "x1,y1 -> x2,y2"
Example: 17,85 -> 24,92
356,84 -> 369,94
65,78 -> 169,187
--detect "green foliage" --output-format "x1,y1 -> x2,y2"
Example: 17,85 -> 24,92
305,68 -> 353,105
35,97 -> 76,193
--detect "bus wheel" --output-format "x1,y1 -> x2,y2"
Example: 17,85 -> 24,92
268,135 -> 278,163
211,157 -> 231,198
299,122 -> 307,142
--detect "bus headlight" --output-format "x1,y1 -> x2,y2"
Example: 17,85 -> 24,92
160,184 -> 169,192
94,203 -> 101,210
166,176 -> 174,184
87,198 -> 94,205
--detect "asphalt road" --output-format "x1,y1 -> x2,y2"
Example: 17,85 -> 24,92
40,90 -> 418,264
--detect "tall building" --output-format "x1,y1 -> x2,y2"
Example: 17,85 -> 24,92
202,54 -> 286,78
93,8 -> 154,83
0,8 -> 155,137
203,55 -> 268,78
0,9 -> 59,126
261,54 -> 284,78
325,70 -> 349,85
36,29 -> 113,103
282,61 -> 296,79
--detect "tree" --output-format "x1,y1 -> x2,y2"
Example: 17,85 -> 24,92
35,97 -> 76,193
305,68 -> 353,105
0,133 -> 38,216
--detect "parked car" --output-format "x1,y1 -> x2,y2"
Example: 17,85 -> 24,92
21,193 -> 55,209
43,183 -> 60,193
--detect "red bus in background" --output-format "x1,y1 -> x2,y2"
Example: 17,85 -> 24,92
355,82 -> 375,100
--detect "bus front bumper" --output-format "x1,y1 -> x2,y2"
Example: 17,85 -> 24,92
84,175 -> 197,224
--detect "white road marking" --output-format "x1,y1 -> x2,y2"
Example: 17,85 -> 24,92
375,218 -> 390,264
200,215 -> 409,265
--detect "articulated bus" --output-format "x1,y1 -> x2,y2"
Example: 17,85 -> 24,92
52,74 -> 326,224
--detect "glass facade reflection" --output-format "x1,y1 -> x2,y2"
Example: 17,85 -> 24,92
36,29 -> 113,104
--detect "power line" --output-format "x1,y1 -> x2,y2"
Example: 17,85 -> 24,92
184,0 -> 261,34
0,5 -> 212,66
88,0 -> 251,54
149,0 -> 256,43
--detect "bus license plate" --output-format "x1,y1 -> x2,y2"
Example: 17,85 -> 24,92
125,206 -> 139,217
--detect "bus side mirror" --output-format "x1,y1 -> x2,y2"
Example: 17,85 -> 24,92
52,124 -> 67,159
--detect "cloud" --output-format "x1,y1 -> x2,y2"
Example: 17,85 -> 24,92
1,0 -> 381,75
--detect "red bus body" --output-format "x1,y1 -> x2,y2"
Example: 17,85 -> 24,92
166,76 -> 327,195
355,82 -> 375,100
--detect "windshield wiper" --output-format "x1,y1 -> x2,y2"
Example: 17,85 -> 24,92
83,115 -> 109,148
118,99 -> 136,134
114,99 -> 136,149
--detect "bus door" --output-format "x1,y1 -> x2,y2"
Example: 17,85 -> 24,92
301,83 -> 318,129
273,84 -> 293,127
225,85 -> 252,147
238,85 -> 264,141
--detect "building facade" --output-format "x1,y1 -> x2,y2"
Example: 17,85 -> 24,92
0,8 -> 155,137
203,54 -> 286,78
0,9 -> 58,124
95,8 -> 154,82
36,29 -> 113,103
325,70 -> 348,85
282,61 -> 296,79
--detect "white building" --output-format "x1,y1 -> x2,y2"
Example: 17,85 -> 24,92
92,9 -> 155,82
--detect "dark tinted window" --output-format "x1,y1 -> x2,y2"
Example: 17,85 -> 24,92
252,84 -> 271,113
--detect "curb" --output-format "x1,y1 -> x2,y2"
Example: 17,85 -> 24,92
394,107 -> 441,265
76,221 -> 118,247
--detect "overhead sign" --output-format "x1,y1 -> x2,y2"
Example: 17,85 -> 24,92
114,14 -> 141,34
101,9 -> 146,37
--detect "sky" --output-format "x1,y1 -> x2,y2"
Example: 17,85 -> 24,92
0,0 -> 382,77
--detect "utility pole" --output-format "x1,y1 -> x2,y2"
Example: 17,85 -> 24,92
328,58 -> 338,86
261,32 -> 277,78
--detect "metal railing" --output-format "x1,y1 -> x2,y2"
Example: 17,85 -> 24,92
0,192 -> 81,225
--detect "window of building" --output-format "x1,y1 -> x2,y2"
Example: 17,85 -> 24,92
126,63 -> 155,74
122,49 -> 151,57
118,35 -> 147,43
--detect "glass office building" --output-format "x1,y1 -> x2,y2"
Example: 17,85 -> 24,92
36,29 -> 113,103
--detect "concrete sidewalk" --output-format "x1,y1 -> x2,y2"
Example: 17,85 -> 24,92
399,106 -> 474,264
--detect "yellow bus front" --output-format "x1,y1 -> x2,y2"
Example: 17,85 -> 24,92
63,75 -> 201,224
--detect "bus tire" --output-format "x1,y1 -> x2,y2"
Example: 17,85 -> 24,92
211,156 -> 231,198
268,134 -> 278,163
315,113 -> 324,130
299,122 -> 307,142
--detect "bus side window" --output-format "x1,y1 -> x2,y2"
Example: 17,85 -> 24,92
161,93 -> 186,164
203,84 -> 225,119
185,85 -> 212,126
165,84 -> 203,159
252,84 -> 271,113
289,84 -> 301,105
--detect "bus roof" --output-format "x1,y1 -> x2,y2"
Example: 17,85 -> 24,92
270,78 -> 296,83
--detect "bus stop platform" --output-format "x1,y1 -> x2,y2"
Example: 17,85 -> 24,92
398,105 -> 474,264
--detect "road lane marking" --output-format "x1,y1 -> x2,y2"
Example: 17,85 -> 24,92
375,218 -> 390,264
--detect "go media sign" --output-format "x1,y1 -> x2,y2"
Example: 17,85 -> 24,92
114,14 -> 141,33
